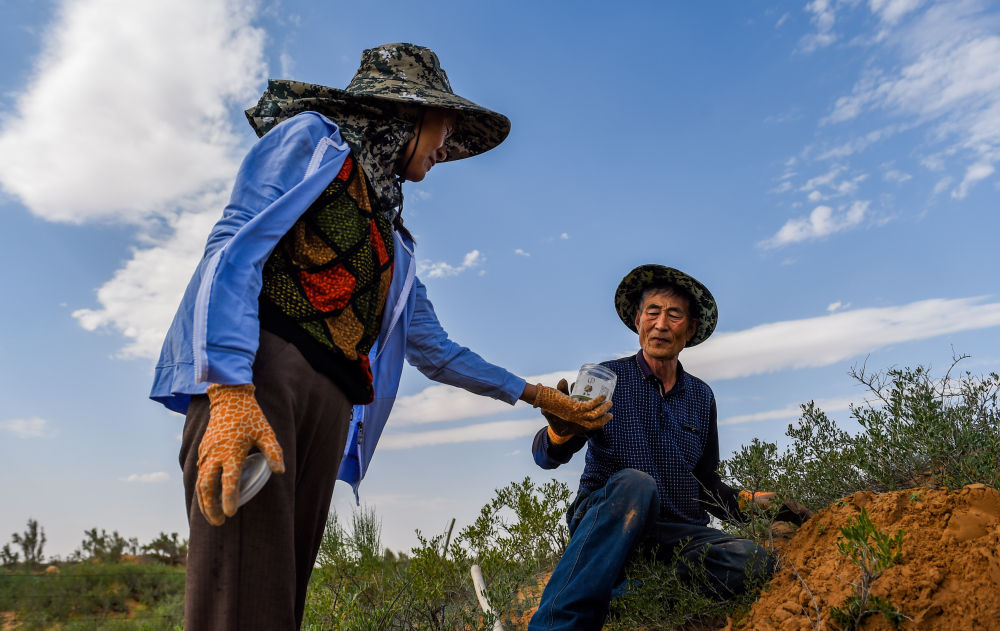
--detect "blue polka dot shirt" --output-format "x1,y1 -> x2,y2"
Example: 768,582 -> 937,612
532,353 -> 741,525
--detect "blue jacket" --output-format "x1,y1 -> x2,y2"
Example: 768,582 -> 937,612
151,112 -> 525,496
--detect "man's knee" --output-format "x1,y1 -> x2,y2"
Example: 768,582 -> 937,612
603,469 -> 658,531
713,538 -> 775,591
738,540 -> 775,583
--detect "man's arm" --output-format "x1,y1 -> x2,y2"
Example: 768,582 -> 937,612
693,399 -> 744,521
531,427 -> 587,469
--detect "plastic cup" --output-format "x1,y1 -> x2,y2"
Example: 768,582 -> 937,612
237,452 -> 272,508
570,363 -> 617,402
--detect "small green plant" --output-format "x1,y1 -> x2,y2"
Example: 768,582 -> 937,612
828,508 -> 905,630
817,523 -> 826,536
909,490 -> 921,503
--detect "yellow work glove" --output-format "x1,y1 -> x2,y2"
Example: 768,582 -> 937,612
534,379 -> 613,445
196,384 -> 285,526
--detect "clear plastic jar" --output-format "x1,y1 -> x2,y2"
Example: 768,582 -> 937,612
570,363 -> 618,402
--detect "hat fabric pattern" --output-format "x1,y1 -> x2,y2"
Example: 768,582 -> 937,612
245,43 -> 510,162
614,265 -> 718,347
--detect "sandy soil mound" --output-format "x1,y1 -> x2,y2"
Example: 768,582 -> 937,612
726,484 -> 1000,631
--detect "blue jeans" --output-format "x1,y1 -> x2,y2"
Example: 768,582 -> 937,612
528,469 -> 773,631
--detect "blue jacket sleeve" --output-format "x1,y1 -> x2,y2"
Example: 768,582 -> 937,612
403,277 -> 526,404
532,427 -> 588,469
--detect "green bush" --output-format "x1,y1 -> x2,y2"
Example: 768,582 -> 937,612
303,476 -> 572,630
0,561 -> 184,630
723,359 -> 1000,512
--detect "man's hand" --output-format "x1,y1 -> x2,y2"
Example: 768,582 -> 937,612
738,490 -> 814,525
535,379 -> 612,444
197,384 -> 285,526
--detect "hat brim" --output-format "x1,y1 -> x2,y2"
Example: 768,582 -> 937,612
614,265 -> 718,347
245,79 -> 510,161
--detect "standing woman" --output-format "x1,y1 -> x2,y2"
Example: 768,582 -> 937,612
150,43 -> 610,631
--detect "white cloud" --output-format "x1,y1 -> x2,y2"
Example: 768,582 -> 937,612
884,169 -> 913,183
0,0 -> 266,224
826,300 -> 851,312
0,0 -> 271,360
120,472 -> 170,483
1,418 -> 52,438
683,296 -> 1000,381
800,0 -> 839,52
816,129 -> 890,159
391,370 -> 573,427
760,201 -> 869,248
869,0 -> 927,24
379,419 -> 541,450
952,161 -> 996,199
825,2 -> 1000,178
514,248 -> 531,257
560,232 -> 570,240
932,175 -> 954,195
801,166 -> 846,191
386,296 -> 1000,437
720,397 -> 855,426
418,250 -> 485,279
279,51 -> 294,77
72,203 -> 222,358
776,12 -> 791,28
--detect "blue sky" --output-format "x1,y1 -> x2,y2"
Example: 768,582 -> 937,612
1,0 -> 999,558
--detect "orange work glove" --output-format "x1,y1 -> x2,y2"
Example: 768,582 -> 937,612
738,490 -> 814,525
196,384 -> 285,526
534,379 -> 613,445
738,490 -> 776,511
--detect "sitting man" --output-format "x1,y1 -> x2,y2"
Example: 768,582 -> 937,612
528,264 -> 775,631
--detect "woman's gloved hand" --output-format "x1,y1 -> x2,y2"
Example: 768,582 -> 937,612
196,384 -> 285,526
534,379 -> 613,444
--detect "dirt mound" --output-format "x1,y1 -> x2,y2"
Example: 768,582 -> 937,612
726,484 -> 1000,631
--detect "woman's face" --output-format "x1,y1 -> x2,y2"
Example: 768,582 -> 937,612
397,108 -> 456,182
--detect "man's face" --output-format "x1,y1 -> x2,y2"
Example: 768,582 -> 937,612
634,288 -> 697,363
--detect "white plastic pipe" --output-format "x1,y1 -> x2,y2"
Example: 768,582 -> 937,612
470,564 -> 505,631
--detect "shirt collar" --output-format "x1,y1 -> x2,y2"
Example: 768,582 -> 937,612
635,351 -> 687,396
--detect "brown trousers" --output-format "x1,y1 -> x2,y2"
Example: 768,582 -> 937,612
180,330 -> 352,631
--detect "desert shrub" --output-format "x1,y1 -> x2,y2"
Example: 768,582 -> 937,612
142,532 -> 188,566
72,527 -> 134,563
9,518 -> 46,567
723,358 -> 1000,512
606,542 -> 768,631
0,561 -> 184,630
303,476 -> 572,630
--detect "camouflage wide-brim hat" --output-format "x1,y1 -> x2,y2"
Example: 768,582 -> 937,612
244,42 -> 510,161
614,265 -> 718,347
